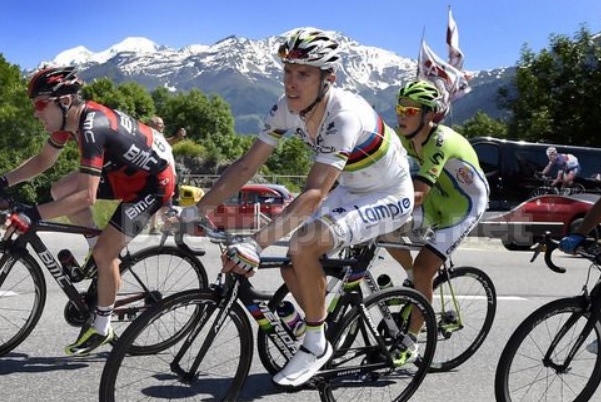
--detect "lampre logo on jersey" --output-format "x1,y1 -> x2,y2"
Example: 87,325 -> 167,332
356,197 -> 412,224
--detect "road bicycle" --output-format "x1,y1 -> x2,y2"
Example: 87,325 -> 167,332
99,223 -> 438,402
495,233 -> 601,401
258,232 -> 497,374
0,198 -> 208,356
530,172 -> 585,197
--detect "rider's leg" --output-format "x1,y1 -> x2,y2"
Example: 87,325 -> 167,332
51,171 -> 96,228
386,248 -> 414,280
93,225 -> 130,332
286,221 -> 333,355
409,248 -> 444,334
565,171 -> 577,188
273,221 -> 334,387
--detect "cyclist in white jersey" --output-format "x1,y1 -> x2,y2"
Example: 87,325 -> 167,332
180,27 -> 414,386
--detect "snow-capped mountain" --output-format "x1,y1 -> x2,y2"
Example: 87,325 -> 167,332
38,31 -> 512,133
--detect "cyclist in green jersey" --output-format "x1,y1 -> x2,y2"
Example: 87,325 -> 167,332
386,80 -> 489,338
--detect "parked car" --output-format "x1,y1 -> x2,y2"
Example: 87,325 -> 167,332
207,183 -> 294,229
482,193 -> 601,251
471,137 -> 601,211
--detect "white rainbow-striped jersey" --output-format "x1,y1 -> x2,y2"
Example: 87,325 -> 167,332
259,87 -> 411,193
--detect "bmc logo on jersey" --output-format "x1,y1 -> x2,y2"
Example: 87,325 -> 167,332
356,198 -> 412,224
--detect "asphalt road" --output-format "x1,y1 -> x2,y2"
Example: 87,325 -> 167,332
1,234 -> 601,401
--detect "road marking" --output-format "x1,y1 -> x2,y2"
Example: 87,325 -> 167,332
433,295 -> 527,301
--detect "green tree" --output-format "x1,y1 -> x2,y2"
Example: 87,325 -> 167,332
83,78 -> 155,119
0,56 -> 52,201
265,136 -> 312,176
453,111 -> 508,139
500,26 -> 601,146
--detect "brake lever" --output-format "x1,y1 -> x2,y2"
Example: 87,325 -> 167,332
529,242 -> 545,263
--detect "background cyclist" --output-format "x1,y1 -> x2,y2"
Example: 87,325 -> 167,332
0,67 -> 176,356
542,146 -> 580,193
180,27 -> 414,387
385,80 -> 489,340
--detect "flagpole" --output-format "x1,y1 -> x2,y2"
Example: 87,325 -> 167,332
416,26 -> 426,79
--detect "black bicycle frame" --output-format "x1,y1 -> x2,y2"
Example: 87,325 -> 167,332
170,242 -> 384,382
0,220 -> 101,315
543,284 -> 601,371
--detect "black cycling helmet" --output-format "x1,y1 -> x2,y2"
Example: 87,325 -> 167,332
27,66 -> 83,99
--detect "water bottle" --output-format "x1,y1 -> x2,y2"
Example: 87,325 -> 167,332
377,274 -> 394,289
276,301 -> 306,337
377,274 -> 403,305
58,249 -> 83,283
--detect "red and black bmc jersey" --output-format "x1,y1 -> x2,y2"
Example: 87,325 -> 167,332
49,101 -> 175,201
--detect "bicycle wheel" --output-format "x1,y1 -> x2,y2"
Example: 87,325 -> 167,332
100,289 -> 253,402
495,297 -> 601,402
114,245 -> 208,354
0,253 -> 47,356
571,183 -> 585,194
429,266 -> 497,372
530,186 -> 552,197
320,287 -> 437,402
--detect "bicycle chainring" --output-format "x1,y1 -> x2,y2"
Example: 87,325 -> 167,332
63,292 -> 93,327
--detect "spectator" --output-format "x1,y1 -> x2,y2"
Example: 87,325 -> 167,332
542,147 -> 580,192
147,116 -> 186,234
148,115 -> 187,145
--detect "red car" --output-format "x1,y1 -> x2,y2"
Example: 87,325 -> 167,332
207,184 -> 294,230
482,193 -> 601,250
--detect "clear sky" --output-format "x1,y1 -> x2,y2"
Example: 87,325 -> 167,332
3,0 -> 601,71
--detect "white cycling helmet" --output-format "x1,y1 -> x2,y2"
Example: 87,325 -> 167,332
546,147 -> 557,156
278,28 -> 340,71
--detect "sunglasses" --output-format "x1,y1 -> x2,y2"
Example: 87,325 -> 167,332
278,44 -> 308,60
395,105 -> 421,117
33,98 -> 57,112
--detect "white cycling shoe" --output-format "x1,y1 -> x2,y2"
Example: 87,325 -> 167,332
273,342 -> 333,387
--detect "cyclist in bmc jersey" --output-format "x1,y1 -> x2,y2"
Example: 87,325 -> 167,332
542,146 -> 580,191
0,67 -> 175,356
385,80 -> 489,338
180,28 -> 414,386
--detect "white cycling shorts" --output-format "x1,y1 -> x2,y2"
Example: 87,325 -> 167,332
304,185 -> 414,250
412,193 -> 488,260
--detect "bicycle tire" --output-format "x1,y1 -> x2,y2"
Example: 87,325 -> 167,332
571,183 -> 586,195
0,253 -> 47,356
320,287 -> 437,402
530,186 -> 552,197
429,266 -> 497,372
114,245 -> 208,355
495,297 -> 601,402
100,288 -> 253,402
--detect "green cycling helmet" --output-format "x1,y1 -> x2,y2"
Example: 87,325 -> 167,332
397,80 -> 442,112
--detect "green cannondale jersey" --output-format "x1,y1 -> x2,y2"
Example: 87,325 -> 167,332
400,125 -> 489,226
